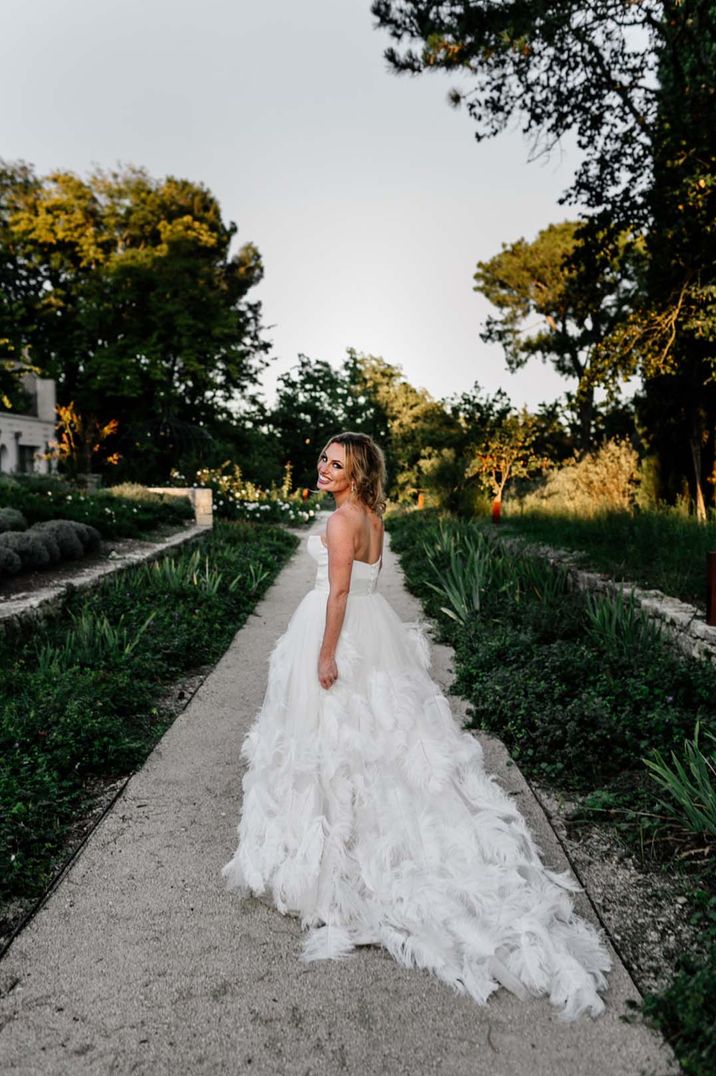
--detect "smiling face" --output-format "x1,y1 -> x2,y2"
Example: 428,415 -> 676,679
316,441 -> 351,498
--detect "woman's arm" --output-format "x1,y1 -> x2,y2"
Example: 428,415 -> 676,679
318,513 -> 354,689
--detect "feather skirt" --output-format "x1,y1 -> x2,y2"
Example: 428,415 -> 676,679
221,588 -> 611,1020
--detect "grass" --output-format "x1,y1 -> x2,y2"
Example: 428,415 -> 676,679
386,507 -> 716,1076
499,505 -> 716,610
0,520 -> 297,927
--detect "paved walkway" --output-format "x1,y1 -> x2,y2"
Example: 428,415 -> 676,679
0,520 -> 676,1075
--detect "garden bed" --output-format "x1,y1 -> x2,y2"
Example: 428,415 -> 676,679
387,509 -> 716,1076
0,521 -> 298,952
499,507 -> 716,611
0,523 -> 191,603
0,474 -> 195,539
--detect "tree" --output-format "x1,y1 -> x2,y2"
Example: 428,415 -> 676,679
372,1 -> 660,220
269,355 -> 356,488
0,162 -> 270,481
466,408 -> 550,522
42,401 -> 121,479
372,1 -> 716,509
474,220 -> 641,451
345,351 -> 463,501
267,349 -> 466,502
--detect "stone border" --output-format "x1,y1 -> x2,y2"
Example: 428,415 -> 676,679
0,524 -> 211,636
495,531 -> 716,665
146,486 -> 213,526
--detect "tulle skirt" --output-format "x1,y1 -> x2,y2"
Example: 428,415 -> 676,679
221,588 -> 611,1019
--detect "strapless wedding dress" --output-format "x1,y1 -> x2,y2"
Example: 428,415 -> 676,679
221,531 -> 611,1019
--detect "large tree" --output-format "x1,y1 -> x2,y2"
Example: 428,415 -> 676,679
267,350 -> 465,501
0,161 -> 270,480
474,220 -> 641,452
372,0 -> 716,508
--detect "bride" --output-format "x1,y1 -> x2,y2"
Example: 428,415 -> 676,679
221,431 -> 611,1019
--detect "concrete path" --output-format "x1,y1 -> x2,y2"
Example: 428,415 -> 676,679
0,519 -> 677,1075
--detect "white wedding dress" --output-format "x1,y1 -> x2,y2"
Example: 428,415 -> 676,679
221,531 -> 611,1019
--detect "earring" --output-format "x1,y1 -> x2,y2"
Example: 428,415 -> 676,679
351,481 -> 356,494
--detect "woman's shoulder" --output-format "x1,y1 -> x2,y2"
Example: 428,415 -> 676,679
330,503 -> 382,529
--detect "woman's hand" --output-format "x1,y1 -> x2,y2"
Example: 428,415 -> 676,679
318,651 -> 338,690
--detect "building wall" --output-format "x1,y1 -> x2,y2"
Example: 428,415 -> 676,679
0,375 -> 57,475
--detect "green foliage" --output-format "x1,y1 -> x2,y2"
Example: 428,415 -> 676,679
389,507 -> 716,1074
466,407 -> 551,505
423,526 -> 492,623
645,725 -> 716,840
0,474 -> 193,538
0,160 -> 270,484
373,1 -> 716,520
514,438 -> 640,515
642,921 -> 716,1076
387,510 -> 715,792
500,506 -> 716,610
0,521 -> 296,905
0,506 -> 26,532
584,589 -> 664,660
0,530 -> 50,569
474,222 -> 642,450
0,545 -> 21,576
184,459 -> 321,526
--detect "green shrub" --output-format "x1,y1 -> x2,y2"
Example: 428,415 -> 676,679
67,520 -> 101,552
181,460 -> 322,525
0,507 -> 27,533
36,529 -> 61,564
514,438 -> 640,515
584,588 -> 664,659
644,724 -> 716,839
387,507 -> 716,1076
0,531 -> 51,570
0,474 -> 193,537
0,545 -> 22,577
30,520 -> 84,560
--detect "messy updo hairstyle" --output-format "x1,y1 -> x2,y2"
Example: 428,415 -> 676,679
318,431 -> 387,517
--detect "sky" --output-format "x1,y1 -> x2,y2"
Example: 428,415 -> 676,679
1,0 -> 586,411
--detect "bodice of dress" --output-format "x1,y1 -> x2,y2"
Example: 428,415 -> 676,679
307,533 -> 381,596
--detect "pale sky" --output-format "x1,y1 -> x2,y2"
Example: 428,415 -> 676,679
2,0 -> 585,410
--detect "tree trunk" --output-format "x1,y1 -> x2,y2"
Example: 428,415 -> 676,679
577,383 -> 595,455
491,497 -> 502,524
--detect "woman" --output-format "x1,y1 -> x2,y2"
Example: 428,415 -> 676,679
221,431 -> 611,1019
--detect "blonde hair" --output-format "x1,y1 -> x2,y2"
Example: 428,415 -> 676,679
318,431 -> 387,516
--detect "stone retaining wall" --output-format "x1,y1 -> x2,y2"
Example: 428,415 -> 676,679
0,524 -> 210,636
146,486 -> 213,526
496,532 -> 716,666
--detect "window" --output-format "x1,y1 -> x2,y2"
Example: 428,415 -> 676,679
18,444 -> 37,473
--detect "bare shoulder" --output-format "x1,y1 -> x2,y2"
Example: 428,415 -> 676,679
326,509 -> 355,538
325,510 -> 356,550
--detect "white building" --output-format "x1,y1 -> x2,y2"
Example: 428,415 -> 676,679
0,368 -> 57,475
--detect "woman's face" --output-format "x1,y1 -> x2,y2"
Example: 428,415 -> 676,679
317,442 -> 350,497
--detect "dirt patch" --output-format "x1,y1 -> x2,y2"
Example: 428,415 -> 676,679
533,783 -> 701,998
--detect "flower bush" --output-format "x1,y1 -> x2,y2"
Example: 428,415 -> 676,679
171,460 -> 326,526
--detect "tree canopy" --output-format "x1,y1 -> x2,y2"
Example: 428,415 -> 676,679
0,161 -> 270,480
474,220 -> 642,450
372,0 -> 716,509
